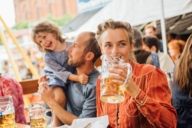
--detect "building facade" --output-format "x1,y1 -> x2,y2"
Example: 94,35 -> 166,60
14,0 -> 77,23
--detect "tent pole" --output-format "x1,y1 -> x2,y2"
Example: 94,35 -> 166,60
160,0 -> 168,54
0,31 -> 21,81
0,16 -> 39,79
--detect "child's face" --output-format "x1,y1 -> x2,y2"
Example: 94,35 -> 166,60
35,32 -> 59,51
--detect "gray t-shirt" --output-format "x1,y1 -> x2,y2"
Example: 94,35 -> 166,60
66,69 -> 100,118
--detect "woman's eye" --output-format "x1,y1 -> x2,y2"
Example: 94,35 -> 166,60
104,43 -> 112,48
43,36 -> 46,39
119,42 -> 126,47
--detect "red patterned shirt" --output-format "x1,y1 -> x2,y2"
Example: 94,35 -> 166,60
96,62 -> 177,128
0,75 -> 26,124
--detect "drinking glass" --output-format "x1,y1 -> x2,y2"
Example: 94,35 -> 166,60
0,96 -> 15,128
29,103 -> 46,128
100,55 -> 132,104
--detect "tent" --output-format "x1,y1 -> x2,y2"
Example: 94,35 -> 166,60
76,0 -> 192,33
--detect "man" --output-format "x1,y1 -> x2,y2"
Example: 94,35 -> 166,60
96,19 -> 177,128
133,28 -> 160,67
144,24 -> 164,52
38,32 -> 101,126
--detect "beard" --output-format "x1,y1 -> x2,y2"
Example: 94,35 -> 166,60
68,55 -> 86,67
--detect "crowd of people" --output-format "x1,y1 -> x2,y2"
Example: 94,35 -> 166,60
1,19 -> 192,128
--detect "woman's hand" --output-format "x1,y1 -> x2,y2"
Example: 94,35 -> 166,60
108,64 -> 140,98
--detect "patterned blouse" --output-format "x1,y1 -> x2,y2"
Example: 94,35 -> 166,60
0,75 -> 26,124
96,62 -> 177,128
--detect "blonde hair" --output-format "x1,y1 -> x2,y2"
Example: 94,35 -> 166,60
174,34 -> 192,95
32,22 -> 65,51
96,19 -> 133,45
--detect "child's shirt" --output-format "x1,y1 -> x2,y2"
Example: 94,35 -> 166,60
44,44 -> 74,87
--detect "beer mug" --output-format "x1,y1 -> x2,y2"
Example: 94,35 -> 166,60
29,103 -> 46,128
100,55 -> 132,104
0,96 -> 15,128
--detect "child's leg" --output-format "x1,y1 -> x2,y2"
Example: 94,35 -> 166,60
51,86 -> 66,127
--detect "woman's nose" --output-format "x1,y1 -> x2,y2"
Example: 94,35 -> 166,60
111,46 -> 119,56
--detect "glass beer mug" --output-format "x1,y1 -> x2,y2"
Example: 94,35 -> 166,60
29,103 -> 46,128
0,96 -> 15,128
100,55 -> 132,104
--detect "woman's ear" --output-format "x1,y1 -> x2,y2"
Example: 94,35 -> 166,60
85,52 -> 94,61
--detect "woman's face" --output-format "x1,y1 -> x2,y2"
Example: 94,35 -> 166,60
99,28 -> 133,62
168,45 -> 180,59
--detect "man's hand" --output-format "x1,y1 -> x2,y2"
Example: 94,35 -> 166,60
78,74 -> 88,85
38,76 -> 54,103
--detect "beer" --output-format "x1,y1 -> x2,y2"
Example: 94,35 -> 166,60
100,77 -> 125,104
0,113 -> 15,128
30,118 -> 46,128
0,96 -> 15,128
100,55 -> 132,104
29,103 -> 46,128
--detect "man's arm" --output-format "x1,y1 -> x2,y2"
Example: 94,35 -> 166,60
47,97 -> 77,125
39,80 -> 77,125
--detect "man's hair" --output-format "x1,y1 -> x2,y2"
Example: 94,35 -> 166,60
32,22 -> 65,51
96,19 -> 133,45
144,24 -> 156,32
84,32 -> 101,63
143,36 -> 160,52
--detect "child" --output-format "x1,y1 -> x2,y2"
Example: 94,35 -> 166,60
32,22 -> 88,127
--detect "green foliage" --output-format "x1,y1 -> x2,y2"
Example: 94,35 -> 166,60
46,14 -> 73,27
13,21 -> 29,30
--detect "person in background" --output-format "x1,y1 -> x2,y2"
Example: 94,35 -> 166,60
144,24 -> 163,52
168,39 -> 185,64
32,22 -> 88,126
133,28 -> 160,67
38,32 -> 101,126
96,19 -> 177,128
170,34 -> 192,128
142,36 -> 175,81
0,74 -> 26,124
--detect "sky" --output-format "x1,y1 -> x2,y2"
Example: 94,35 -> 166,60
0,0 -> 15,27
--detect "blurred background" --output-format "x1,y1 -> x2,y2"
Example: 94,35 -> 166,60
0,0 -> 192,80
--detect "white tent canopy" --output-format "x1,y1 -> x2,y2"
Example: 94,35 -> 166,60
76,0 -> 192,33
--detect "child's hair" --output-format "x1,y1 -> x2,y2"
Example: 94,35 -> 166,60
32,22 -> 65,51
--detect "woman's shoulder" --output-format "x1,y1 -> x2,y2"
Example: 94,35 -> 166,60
134,63 -> 158,75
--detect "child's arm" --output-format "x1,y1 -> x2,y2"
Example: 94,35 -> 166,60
45,53 -> 72,84
68,74 -> 88,85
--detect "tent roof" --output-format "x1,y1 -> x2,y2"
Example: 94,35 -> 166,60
62,6 -> 103,33
76,0 -> 192,33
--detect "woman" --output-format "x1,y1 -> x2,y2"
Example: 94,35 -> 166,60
171,34 -> 192,128
0,74 -> 26,124
96,19 -> 177,128
168,39 -> 185,63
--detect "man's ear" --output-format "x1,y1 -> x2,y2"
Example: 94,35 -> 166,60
151,46 -> 157,52
85,52 -> 94,61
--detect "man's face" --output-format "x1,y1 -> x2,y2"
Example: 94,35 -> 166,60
99,28 -> 132,62
68,33 -> 90,67
144,28 -> 156,37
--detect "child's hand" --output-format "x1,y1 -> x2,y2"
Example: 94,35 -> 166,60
78,74 -> 88,85
38,76 -> 48,94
